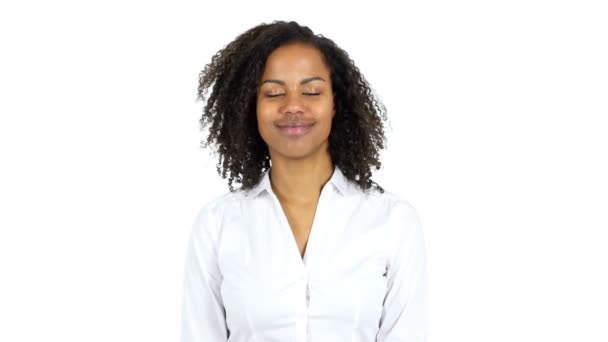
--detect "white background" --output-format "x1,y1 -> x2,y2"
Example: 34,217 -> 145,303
1,0 -> 607,341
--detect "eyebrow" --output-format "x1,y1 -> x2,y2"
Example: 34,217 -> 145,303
261,76 -> 326,86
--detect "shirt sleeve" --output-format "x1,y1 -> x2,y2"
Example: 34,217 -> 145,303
180,205 -> 229,342
376,202 -> 428,342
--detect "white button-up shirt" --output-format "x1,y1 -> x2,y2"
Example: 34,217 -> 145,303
181,166 -> 427,342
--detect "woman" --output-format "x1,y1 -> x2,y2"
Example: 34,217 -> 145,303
181,21 -> 427,342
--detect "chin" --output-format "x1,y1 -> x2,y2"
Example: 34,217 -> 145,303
267,139 -> 329,161
279,150 -> 313,161
268,145 -> 313,160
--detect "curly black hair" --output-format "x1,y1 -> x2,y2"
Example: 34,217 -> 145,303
198,20 -> 388,193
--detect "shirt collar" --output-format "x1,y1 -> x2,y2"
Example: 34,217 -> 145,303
243,165 -> 354,198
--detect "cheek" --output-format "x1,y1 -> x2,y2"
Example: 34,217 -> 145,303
256,116 -> 268,138
319,119 -> 333,138
256,111 -> 274,143
256,99 -> 278,118
318,103 -> 335,128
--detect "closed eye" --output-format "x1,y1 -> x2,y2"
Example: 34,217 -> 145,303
265,93 -> 320,97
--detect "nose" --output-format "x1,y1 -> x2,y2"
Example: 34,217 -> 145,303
279,92 -> 306,115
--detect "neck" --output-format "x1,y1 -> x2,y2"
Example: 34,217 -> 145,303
269,154 -> 334,205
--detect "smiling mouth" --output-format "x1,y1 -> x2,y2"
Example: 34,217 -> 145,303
276,122 -> 314,137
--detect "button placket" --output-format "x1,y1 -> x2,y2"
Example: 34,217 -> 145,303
306,283 -> 310,306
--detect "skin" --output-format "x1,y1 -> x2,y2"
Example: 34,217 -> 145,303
256,42 -> 336,258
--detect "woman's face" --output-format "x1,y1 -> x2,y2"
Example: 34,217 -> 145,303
256,42 -> 335,162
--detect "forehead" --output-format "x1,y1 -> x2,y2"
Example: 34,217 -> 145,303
261,43 -> 330,78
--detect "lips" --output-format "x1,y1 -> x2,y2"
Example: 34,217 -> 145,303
276,121 -> 314,137
276,121 -> 314,128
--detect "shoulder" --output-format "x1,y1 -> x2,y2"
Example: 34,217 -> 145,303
366,191 -> 425,269
361,189 -> 423,241
383,190 -> 419,218
191,190 -> 247,235
196,190 -> 240,215
356,187 -> 419,219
